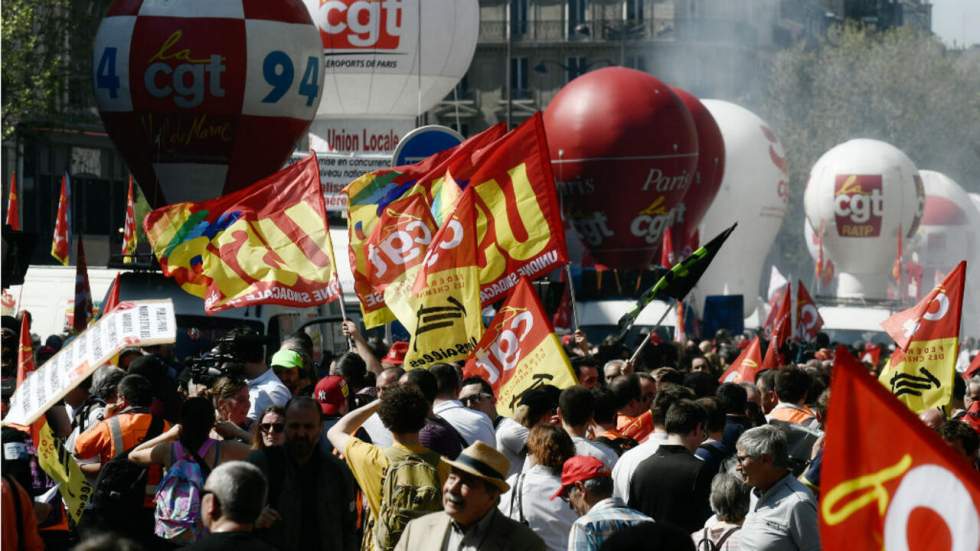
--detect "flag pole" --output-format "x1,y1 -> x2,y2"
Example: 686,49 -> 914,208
628,300 -> 674,365
564,263 -> 579,332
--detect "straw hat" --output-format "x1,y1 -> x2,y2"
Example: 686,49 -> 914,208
442,441 -> 511,492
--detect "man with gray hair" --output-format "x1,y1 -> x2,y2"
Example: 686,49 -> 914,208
183,461 -> 275,550
735,425 -> 821,551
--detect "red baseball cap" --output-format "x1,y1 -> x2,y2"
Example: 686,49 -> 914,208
314,375 -> 349,416
382,341 -> 409,365
551,455 -> 611,500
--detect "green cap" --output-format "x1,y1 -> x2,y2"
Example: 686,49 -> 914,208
271,349 -> 303,369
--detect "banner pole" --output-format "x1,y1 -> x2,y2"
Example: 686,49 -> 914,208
564,263 -> 580,332
628,301 -> 673,365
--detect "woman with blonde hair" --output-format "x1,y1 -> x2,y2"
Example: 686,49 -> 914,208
499,424 -> 578,551
202,376 -> 252,442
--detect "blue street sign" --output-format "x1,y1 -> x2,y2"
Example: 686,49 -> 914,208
392,125 -> 464,166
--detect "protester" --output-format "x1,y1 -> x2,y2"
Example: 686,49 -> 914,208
694,396 -> 729,477
497,385 -> 560,477
767,368 -> 818,427
129,354 -> 182,422
206,376 -> 253,443
360,366 -> 402,448
611,384 -> 693,499
558,385 -> 618,469
2,474 -> 44,551
270,348 -> 303,396
327,383 -> 445,551
716,382 -> 753,452
182,461 -> 276,551
334,351 -> 370,409
430,363 -> 497,447
459,376 -> 501,427
556,456 -> 652,551
609,375 -> 652,442
756,370 -> 779,415
597,522 -> 696,551
603,360 -> 629,386
571,357 -> 601,390
247,397 -> 357,551
500,424 -> 578,551
251,405 -> 286,450
394,441 -> 544,551
231,328 -> 289,427
341,320 -> 382,375
628,399 -> 712,532
735,425 -> 821,551
402,368 -> 467,459
590,388 -> 637,456
692,473 -> 750,551
939,420 -> 979,465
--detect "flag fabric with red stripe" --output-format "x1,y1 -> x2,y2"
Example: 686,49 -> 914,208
878,261 -> 966,412
820,346 -> 980,550
795,280 -> 824,342
762,289 -> 792,370
6,172 -> 20,231
122,175 -> 138,263
51,172 -> 72,265
861,343 -> 882,367
463,277 -> 575,417
16,313 -> 35,386
101,273 -> 122,316
73,239 -> 94,333
719,336 -> 764,383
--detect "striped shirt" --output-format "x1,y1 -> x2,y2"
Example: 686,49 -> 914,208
567,497 -> 653,551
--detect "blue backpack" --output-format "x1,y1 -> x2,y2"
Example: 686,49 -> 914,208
154,440 -> 218,544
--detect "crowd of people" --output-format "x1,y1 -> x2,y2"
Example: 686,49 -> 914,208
2,315 -> 979,551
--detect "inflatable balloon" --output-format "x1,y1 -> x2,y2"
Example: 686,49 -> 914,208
693,100 -> 789,318
93,0 -> 323,206
804,139 -> 924,300
303,0 -> 478,118
544,67 -> 698,271
916,170 -> 980,328
668,87 -> 725,254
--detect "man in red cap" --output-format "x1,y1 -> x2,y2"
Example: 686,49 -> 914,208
554,456 -> 652,551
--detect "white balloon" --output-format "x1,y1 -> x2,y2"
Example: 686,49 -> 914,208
915,170 -> 980,330
803,139 -> 924,299
303,0 -> 478,118
695,100 -> 789,318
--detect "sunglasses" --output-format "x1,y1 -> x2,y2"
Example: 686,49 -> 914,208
260,423 -> 285,433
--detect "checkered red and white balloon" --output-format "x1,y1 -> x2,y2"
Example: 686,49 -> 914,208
93,0 -> 324,206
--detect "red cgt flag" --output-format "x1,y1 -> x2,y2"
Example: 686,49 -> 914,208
16,312 -> 35,386
881,261 -> 966,352
121,175 -> 138,263
463,277 -> 576,417
821,346 -> 980,550
73,238 -> 94,333
51,172 -> 72,265
796,280 -> 824,342
719,335 -> 764,384
6,172 -> 20,231
762,289 -> 792,370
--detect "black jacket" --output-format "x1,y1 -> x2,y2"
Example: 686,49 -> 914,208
627,444 -> 713,533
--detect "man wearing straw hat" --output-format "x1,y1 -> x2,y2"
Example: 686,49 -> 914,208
394,441 -> 545,551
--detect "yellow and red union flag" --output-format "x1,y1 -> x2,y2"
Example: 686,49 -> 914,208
796,280 -> 824,342
344,125 -> 506,328
879,261 -> 966,412
463,277 -> 575,417
51,172 -> 72,266
719,336 -> 763,384
121,175 -> 138,263
144,155 -> 341,313
470,114 -> 568,305
821,346 -> 980,550
386,186 -> 484,370
6,172 -> 20,231
365,189 -> 441,296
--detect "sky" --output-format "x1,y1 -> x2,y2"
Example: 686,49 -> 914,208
931,0 -> 980,48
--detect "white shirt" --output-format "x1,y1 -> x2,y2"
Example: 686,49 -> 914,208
496,417 -> 529,478
361,412 -> 393,448
611,431 -> 668,500
434,399 -> 497,447
499,464 -> 579,551
246,368 -> 291,422
572,436 -> 619,470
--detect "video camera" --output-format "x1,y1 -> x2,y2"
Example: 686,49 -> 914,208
183,331 -> 259,387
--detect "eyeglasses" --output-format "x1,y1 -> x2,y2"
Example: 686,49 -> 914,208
260,423 -> 285,433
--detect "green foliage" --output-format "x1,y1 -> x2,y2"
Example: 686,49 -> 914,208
763,24 -> 980,286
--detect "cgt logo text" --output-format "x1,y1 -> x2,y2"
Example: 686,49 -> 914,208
319,0 -> 403,49
631,201 -> 686,245
834,174 -> 884,238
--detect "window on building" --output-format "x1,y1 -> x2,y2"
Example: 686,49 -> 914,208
626,0 -> 643,21
511,57 -> 529,99
566,56 -> 588,82
568,0 -> 589,37
510,0 -> 528,38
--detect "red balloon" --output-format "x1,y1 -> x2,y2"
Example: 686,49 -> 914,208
544,68 -> 698,271
669,87 -> 725,254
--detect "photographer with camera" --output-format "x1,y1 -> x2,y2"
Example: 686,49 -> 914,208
218,328 -> 290,429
